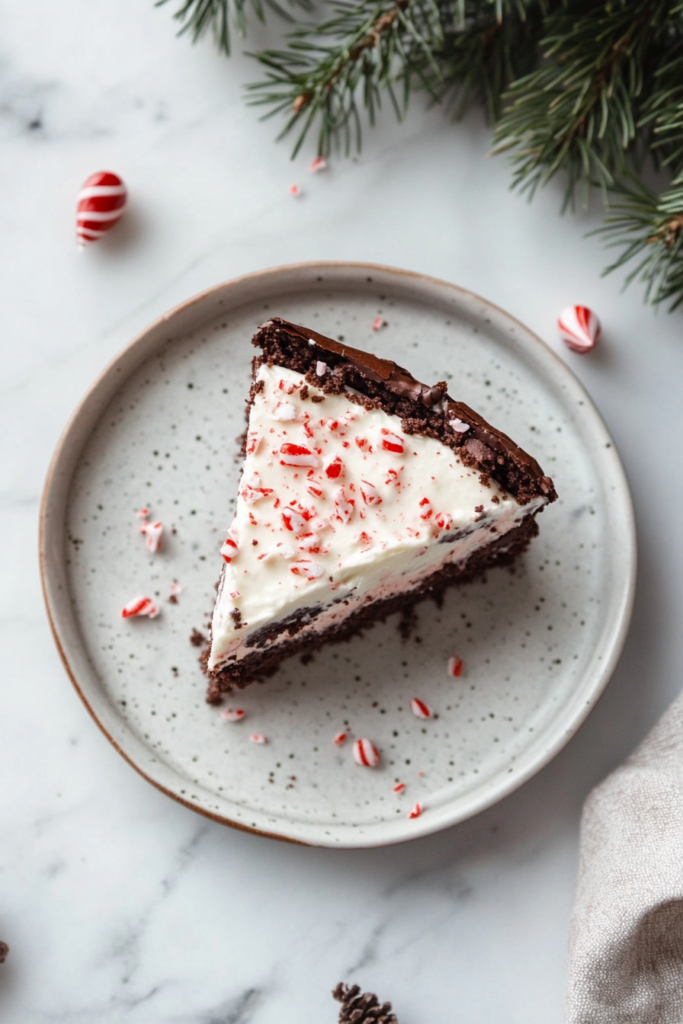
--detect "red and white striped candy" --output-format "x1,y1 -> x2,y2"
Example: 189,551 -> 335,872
220,708 -> 245,722
290,559 -> 324,580
393,782 -> 406,794
353,738 -> 380,767
76,171 -> 127,249
334,487 -> 355,523
435,512 -> 453,531
309,156 -> 328,173
323,454 -> 344,479
558,305 -> 601,354
279,443 -> 318,468
282,508 -> 308,535
333,731 -> 347,746
360,480 -> 382,506
380,429 -> 404,454
221,537 -> 238,563
141,520 -> 163,553
410,698 -> 432,720
250,733 -> 267,744
408,802 -> 423,819
447,656 -> 463,677
169,581 -> 182,598
372,317 -> 385,331
121,595 -> 159,619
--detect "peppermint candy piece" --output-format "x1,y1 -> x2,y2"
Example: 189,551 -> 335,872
279,443 -> 319,468
333,487 -> 355,523
121,595 -> 159,619
290,559 -> 324,580
250,733 -> 267,744
410,698 -> 433,720
360,480 -> 382,506
309,156 -> 328,173
353,738 -> 380,767
220,708 -> 245,722
76,170 -> 127,248
141,519 -> 163,553
449,418 -> 470,434
558,305 -> 601,354
408,802 -> 423,819
333,731 -> 347,746
220,537 -> 238,563
323,453 -> 344,479
372,317 -> 385,331
393,782 -> 406,794
447,655 -> 463,677
282,508 -> 308,535
380,428 -> 404,454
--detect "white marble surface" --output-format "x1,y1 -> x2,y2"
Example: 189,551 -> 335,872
2,1 -> 683,1020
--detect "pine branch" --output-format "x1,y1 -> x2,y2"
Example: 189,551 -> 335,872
493,0 -> 673,205
157,0 -> 310,56
598,171 -> 683,308
247,0 -> 446,157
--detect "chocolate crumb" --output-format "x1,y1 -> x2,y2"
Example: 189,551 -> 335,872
190,628 -> 206,647
474,504 -> 484,513
299,385 -> 309,400
230,608 -> 243,628
311,395 -> 325,403
169,594 -> 178,604
492,494 -> 500,504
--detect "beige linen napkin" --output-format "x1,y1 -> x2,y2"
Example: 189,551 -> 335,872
567,691 -> 683,1023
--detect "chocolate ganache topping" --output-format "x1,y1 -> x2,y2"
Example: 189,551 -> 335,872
259,318 -> 556,501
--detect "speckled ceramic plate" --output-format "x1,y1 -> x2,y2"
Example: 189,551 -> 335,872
40,263 -> 635,847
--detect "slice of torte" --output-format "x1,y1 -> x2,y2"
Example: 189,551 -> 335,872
203,317 -> 557,702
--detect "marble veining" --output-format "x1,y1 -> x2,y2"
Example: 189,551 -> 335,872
2,0 -> 683,1020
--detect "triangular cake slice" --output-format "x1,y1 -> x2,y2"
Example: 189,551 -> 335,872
204,318 -> 557,702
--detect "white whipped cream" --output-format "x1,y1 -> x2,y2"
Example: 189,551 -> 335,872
208,364 -> 539,670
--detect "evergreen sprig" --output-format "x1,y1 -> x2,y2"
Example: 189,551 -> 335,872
161,0 -> 683,312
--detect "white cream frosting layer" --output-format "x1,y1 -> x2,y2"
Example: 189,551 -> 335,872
208,364 -> 540,670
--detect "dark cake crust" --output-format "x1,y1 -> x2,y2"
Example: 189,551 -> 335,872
201,317 -> 557,700
254,318 -> 557,506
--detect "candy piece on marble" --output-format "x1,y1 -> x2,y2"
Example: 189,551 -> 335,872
353,738 -> 380,767
333,731 -> 347,746
220,708 -> 245,722
169,582 -> 182,596
249,733 -> 267,744
76,171 -> 127,249
141,519 -> 163,553
372,317 -> 385,331
309,156 -> 328,173
289,184 -> 301,197
393,782 -> 406,793
447,655 -> 463,677
121,595 -> 159,619
136,506 -> 149,518
410,698 -> 433,720
558,305 -> 601,354
409,802 -> 423,819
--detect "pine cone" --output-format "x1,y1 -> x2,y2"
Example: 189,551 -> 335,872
0,942 -> 8,964
333,982 -> 397,1023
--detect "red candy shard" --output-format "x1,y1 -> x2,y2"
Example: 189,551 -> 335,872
419,497 -> 433,520
380,428 -> 404,454
309,156 -> 328,173
409,802 -> 423,819
76,171 -> 127,249
221,537 -> 238,563
323,453 -> 344,479
250,733 -> 267,744
141,519 -> 163,553
334,487 -> 355,523
333,731 -> 347,746
360,480 -> 382,506
447,655 -> 463,677
282,507 -> 308,534
558,305 -> 601,354
279,442 -> 319,468
289,184 -> 301,197
393,782 -> 406,793
410,697 -> 433,720
435,512 -> 453,530
121,595 -> 159,619
353,738 -> 380,767
372,317 -> 385,331
220,708 -> 245,722
290,559 -> 324,580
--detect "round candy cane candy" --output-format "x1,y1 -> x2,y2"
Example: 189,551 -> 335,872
353,738 -> 380,767
76,171 -> 127,249
558,306 -> 601,354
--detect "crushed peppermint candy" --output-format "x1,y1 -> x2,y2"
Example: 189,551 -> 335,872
290,559 -> 324,580
353,738 -> 380,767
249,733 -> 267,744
136,507 -> 149,518
435,512 -> 453,530
309,156 -> 328,173
410,698 -> 433,720
221,537 -> 238,563
380,428 -> 404,454
289,184 -> 301,197
449,418 -> 470,433
282,507 -> 309,534
333,731 -> 347,746
447,655 -> 463,677
274,401 -> 298,421
360,480 -> 382,506
220,708 -> 245,722
393,782 -> 406,794
316,361 -> 328,376
323,453 -> 344,479
372,317 -> 385,331
121,595 -> 159,619
409,802 -> 423,819
140,519 -> 163,553
279,443 -> 319,468
558,305 -> 601,354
